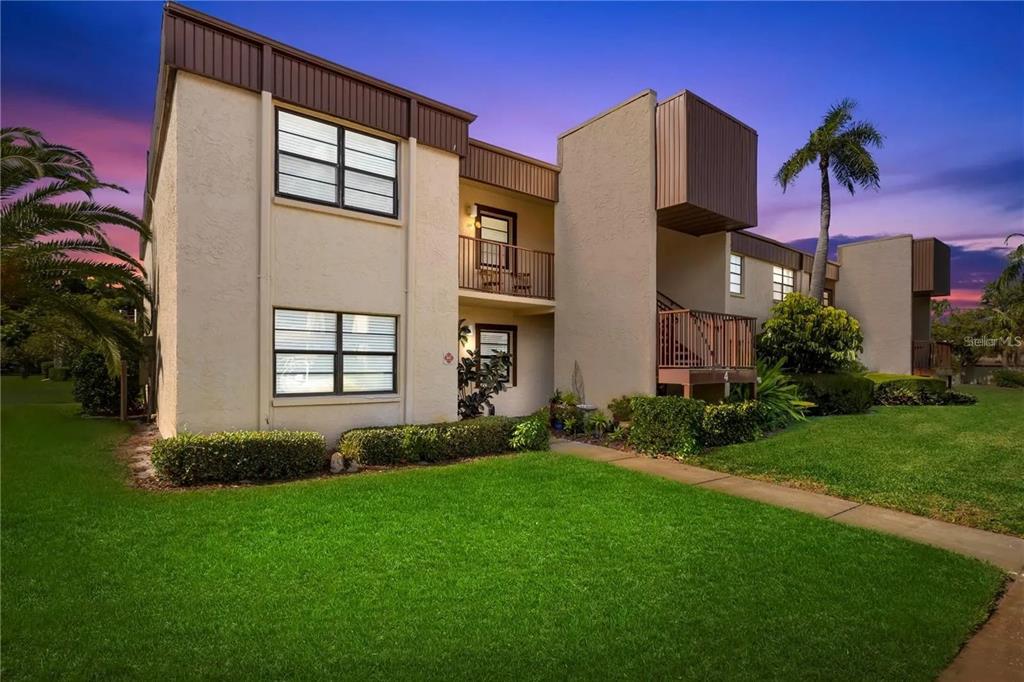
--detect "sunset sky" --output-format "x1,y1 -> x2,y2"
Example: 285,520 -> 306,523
3,1 -> 1021,306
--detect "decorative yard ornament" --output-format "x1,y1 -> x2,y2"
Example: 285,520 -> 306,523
572,361 -> 585,405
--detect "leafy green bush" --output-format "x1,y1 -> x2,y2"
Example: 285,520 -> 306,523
791,373 -> 874,415
584,410 -> 612,436
339,416 -> 522,466
875,387 -> 978,406
628,396 -> 706,456
730,358 -> 812,430
152,430 -> 326,485
510,414 -> 550,451
47,366 -> 69,382
759,293 -> 864,373
870,374 -> 947,405
607,395 -> 637,423
993,368 -> 1024,388
702,401 -> 763,447
70,350 -> 141,416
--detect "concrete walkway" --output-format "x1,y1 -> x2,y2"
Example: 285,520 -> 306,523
551,439 -> 1024,682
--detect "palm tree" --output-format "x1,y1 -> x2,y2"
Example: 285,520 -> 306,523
775,99 -> 884,301
994,233 -> 1023,289
1,127 -> 151,370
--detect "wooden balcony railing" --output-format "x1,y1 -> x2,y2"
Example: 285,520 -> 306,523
458,235 -> 554,300
658,309 -> 756,369
912,340 -> 953,375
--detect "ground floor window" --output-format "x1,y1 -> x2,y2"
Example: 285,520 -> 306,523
772,266 -> 795,302
274,308 -> 397,396
476,323 -> 517,386
823,289 -> 833,307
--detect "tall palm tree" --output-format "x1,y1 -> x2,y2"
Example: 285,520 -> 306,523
1,127 -> 151,370
775,99 -> 884,301
994,233 -> 1023,289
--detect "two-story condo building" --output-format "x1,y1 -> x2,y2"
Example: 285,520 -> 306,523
144,4 -> 950,442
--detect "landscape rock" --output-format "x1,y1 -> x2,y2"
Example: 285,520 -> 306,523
330,452 -> 347,474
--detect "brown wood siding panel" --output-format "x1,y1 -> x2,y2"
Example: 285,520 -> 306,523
730,232 -> 802,271
656,92 -> 757,233
165,13 -> 263,91
162,6 -> 471,154
272,52 -> 409,138
912,238 -> 951,296
460,142 -> 558,201
685,94 -> 757,227
656,95 -> 687,209
417,104 -> 467,156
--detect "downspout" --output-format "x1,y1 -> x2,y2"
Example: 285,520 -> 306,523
399,100 -> 415,421
258,88 -> 274,430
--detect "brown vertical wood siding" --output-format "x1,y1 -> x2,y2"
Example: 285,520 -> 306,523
656,91 -> 757,234
912,238 -> 951,295
460,140 -> 558,201
731,231 -> 841,280
161,4 -> 473,155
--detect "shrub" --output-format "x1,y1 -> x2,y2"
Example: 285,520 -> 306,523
47,366 -> 69,382
702,401 -> 763,447
730,357 -> 812,430
870,374 -> 947,405
584,410 -> 612,437
70,350 -> 141,416
993,368 -> 1024,388
607,395 -> 637,423
875,387 -> 978,406
759,293 -> 864,374
339,416 -> 522,466
791,373 -> 874,415
941,390 -> 978,405
628,396 -> 706,456
152,430 -> 326,485
510,414 -> 550,452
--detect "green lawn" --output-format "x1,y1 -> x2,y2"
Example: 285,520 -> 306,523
689,386 -> 1024,536
0,376 -> 1006,680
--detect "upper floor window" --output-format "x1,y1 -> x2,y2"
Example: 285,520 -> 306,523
276,109 -> 398,218
729,253 -> 744,296
274,308 -> 397,396
772,266 -> 794,302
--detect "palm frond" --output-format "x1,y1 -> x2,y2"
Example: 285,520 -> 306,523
9,238 -> 144,272
820,98 -> 857,139
774,142 -> 818,192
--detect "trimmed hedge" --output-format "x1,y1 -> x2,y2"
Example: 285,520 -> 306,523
791,374 -> 874,415
338,416 -> 525,466
868,373 -> 946,405
875,387 -> 978,406
152,430 -> 327,485
628,396 -> 706,456
993,368 -> 1024,388
702,401 -> 763,447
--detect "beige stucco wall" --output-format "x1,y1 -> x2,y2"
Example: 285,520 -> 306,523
458,180 -> 554,252
408,144 -> 460,424
724,254 -> 776,329
555,91 -> 658,409
837,235 -> 914,374
152,73 -> 461,444
151,90 -> 180,437
168,72 -> 261,434
657,229 -> 728,311
459,306 -> 553,416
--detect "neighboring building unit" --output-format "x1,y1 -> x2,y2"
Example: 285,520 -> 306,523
144,3 -> 951,441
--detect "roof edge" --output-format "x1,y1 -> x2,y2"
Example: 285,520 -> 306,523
468,138 -> 560,172
165,2 -> 476,122
558,89 -> 656,141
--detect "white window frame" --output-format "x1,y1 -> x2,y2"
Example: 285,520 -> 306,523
729,253 -> 744,296
772,266 -> 795,302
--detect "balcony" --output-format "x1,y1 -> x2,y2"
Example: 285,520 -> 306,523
913,341 -> 953,376
657,307 -> 757,393
458,235 -> 554,302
